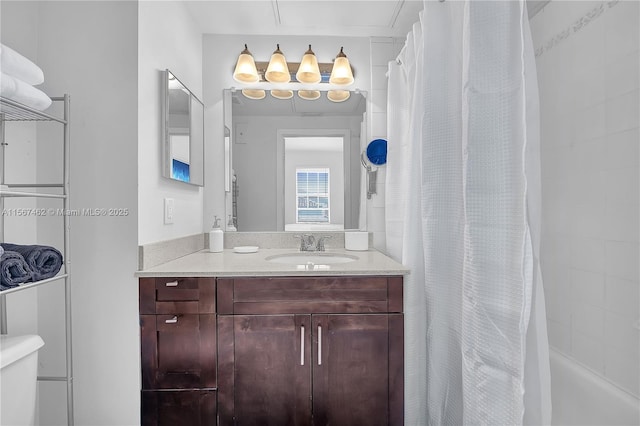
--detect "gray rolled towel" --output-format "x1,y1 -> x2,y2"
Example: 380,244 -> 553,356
0,243 -> 63,282
0,250 -> 33,290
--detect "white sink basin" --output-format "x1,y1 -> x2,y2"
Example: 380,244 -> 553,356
265,252 -> 359,265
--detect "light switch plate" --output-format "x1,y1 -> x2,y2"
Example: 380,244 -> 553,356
164,198 -> 174,224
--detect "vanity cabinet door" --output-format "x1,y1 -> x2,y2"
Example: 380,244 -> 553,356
140,313 -> 217,390
141,390 -> 216,426
218,314 -> 312,426
216,276 -> 404,426
312,314 -> 404,426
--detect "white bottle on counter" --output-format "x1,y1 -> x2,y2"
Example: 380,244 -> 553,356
209,216 -> 224,252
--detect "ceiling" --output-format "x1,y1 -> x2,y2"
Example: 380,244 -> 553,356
184,0 -> 425,38
184,1 -> 548,38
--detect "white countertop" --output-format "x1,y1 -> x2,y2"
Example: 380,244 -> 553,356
136,248 -> 408,277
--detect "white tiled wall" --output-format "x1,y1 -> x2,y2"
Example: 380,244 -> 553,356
531,0 -> 639,396
368,37 -> 404,251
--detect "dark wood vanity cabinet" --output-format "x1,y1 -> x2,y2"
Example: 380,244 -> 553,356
139,277 -> 217,426
139,275 -> 404,426
217,276 -> 404,426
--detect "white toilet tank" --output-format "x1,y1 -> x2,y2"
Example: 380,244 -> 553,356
0,334 -> 44,426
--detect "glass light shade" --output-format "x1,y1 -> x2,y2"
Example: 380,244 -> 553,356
233,44 -> 259,83
265,44 -> 291,83
298,90 -> 321,100
327,90 -> 350,103
329,47 -> 354,86
241,88 -> 266,100
270,89 -> 294,100
295,45 -> 321,84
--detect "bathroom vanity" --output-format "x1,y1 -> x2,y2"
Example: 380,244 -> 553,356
137,246 -> 407,426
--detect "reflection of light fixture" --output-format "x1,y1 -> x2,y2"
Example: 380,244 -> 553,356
233,44 -> 259,83
298,90 -> 321,100
296,45 -> 321,84
327,90 -> 350,102
270,89 -> 294,100
241,88 -> 266,100
265,44 -> 291,83
329,47 -> 354,86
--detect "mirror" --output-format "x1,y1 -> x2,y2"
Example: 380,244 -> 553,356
162,69 -> 204,186
225,89 -> 366,232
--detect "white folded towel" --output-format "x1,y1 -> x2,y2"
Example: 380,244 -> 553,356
1,72 -> 52,111
0,44 -> 44,86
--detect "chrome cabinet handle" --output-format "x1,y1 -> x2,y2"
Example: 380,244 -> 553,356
165,281 -> 179,287
165,316 -> 178,324
317,325 -> 322,366
300,325 -> 305,366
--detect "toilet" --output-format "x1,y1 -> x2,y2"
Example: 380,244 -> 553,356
0,334 -> 45,426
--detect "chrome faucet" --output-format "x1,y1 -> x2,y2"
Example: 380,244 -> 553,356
298,234 -> 316,251
296,234 -> 331,251
315,235 -> 330,252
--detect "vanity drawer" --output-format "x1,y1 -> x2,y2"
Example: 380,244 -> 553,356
139,277 -> 215,314
140,313 -> 217,390
217,276 -> 403,315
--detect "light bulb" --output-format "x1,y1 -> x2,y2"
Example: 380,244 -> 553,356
296,45 -> 321,84
329,47 -> 354,86
271,89 -> 294,100
241,88 -> 266,100
233,44 -> 259,84
327,90 -> 351,102
265,44 -> 291,83
298,90 -> 321,100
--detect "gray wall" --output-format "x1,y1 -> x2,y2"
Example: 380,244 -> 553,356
138,0 -> 204,245
2,1 -> 140,424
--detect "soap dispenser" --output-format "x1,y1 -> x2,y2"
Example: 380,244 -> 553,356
209,216 -> 223,252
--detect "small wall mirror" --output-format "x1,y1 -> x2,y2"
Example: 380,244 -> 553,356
162,69 -> 204,186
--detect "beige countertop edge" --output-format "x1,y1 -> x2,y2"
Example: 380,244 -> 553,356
135,248 -> 409,278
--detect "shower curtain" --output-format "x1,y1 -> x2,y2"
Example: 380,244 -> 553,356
385,1 -> 551,424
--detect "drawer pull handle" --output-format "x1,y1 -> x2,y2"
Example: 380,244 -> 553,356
300,325 -> 305,366
165,281 -> 179,287
165,316 -> 178,324
317,325 -> 322,366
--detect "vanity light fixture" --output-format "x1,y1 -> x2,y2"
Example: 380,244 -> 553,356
270,89 -> 294,100
265,44 -> 291,83
329,47 -> 354,86
241,88 -> 266,100
298,89 -> 321,100
233,44 -> 356,99
233,44 -> 259,83
327,89 -> 350,102
296,45 -> 322,84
